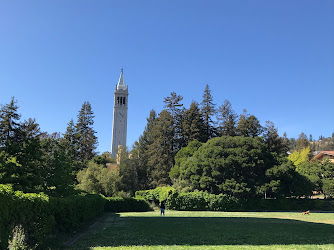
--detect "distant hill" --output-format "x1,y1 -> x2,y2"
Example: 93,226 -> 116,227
310,135 -> 334,151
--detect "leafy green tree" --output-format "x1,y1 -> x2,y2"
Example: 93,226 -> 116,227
200,84 -> 216,141
181,101 -> 206,145
40,137 -> 74,196
173,136 -> 271,197
75,101 -> 98,167
172,136 -> 312,198
118,146 -> 138,195
76,160 -> 121,197
217,99 -> 238,137
295,132 -> 309,151
262,157 -> 313,198
288,147 -> 311,167
297,159 -> 334,198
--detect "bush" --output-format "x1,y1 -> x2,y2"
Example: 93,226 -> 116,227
50,193 -> 106,232
135,186 -> 176,205
0,184 -> 54,250
104,197 -> 152,212
136,187 -> 334,212
0,184 -> 106,249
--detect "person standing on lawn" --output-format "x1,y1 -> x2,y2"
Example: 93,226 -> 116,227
160,201 -> 165,216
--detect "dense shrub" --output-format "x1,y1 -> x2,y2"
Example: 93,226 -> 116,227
136,187 -> 334,212
104,197 -> 152,212
0,184 -> 106,249
135,186 -> 176,204
50,193 -> 106,232
0,184 -> 54,249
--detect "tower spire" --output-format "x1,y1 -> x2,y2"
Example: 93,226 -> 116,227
117,69 -> 126,90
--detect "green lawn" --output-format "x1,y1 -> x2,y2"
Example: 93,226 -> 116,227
65,210 -> 334,250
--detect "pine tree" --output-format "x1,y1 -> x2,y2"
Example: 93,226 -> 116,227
182,101 -> 206,145
217,99 -> 238,136
148,110 -> 174,187
263,121 -> 289,156
163,92 -> 184,154
0,97 -> 21,148
200,84 -> 216,141
131,110 -> 156,189
75,101 -> 98,166
237,109 -> 262,137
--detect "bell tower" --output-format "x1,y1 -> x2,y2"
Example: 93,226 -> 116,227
111,69 -> 128,158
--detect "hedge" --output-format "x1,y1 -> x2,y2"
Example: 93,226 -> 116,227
136,187 -> 334,212
104,197 -> 152,212
0,185 -> 106,249
0,185 -> 153,249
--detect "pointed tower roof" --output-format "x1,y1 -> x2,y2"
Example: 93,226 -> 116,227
117,69 -> 127,90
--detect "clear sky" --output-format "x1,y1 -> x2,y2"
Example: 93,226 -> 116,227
1,0 -> 333,153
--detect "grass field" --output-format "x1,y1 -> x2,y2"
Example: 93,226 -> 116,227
64,210 -> 334,250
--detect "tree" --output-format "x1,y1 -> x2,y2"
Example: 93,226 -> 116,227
288,146 -> 311,167
295,132 -> 309,151
216,99 -> 238,137
75,101 -> 98,166
76,160 -> 121,197
148,110 -> 174,187
237,109 -> 262,138
181,101 -> 206,145
0,97 -> 21,149
172,136 -> 312,198
131,110 -> 156,190
163,92 -> 184,154
200,84 -> 216,141
263,121 -> 289,156
297,159 -> 334,198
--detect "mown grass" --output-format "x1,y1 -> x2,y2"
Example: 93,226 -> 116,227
65,210 -> 334,250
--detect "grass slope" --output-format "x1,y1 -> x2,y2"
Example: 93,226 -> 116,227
67,211 -> 334,250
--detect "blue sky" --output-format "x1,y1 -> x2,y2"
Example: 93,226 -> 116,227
0,1 -> 333,153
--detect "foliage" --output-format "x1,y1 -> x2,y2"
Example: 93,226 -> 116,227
131,110 -> 156,190
263,121 -> 289,156
297,159 -> 334,198
0,184 -> 106,249
172,136 -> 312,198
237,109 -> 263,137
104,197 -> 152,212
135,186 -> 176,204
200,84 -> 217,141
76,161 -> 121,197
181,101 -> 206,145
217,99 -> 238,137
148,110 -> 174,187
288,146 -> 311,167
74,101 -> 98,168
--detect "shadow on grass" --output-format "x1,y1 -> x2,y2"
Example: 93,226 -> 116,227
68,213 -> 334,249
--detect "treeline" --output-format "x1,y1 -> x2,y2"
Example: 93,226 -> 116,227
0,97 -> 99,196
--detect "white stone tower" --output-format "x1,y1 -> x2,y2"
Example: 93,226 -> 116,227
111,69 -> 128,158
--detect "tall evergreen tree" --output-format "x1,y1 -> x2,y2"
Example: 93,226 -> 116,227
131,110 -> 156,190
237,109 -> 262,137
200,84 -> 216,141
217,99 -> 238,136
163,92 -> 184,154
148,110 -> 174,187
181,101 -> 206,145
263,121 -> 289,156
0,97 -> 21,148
75,101 -> 98,166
